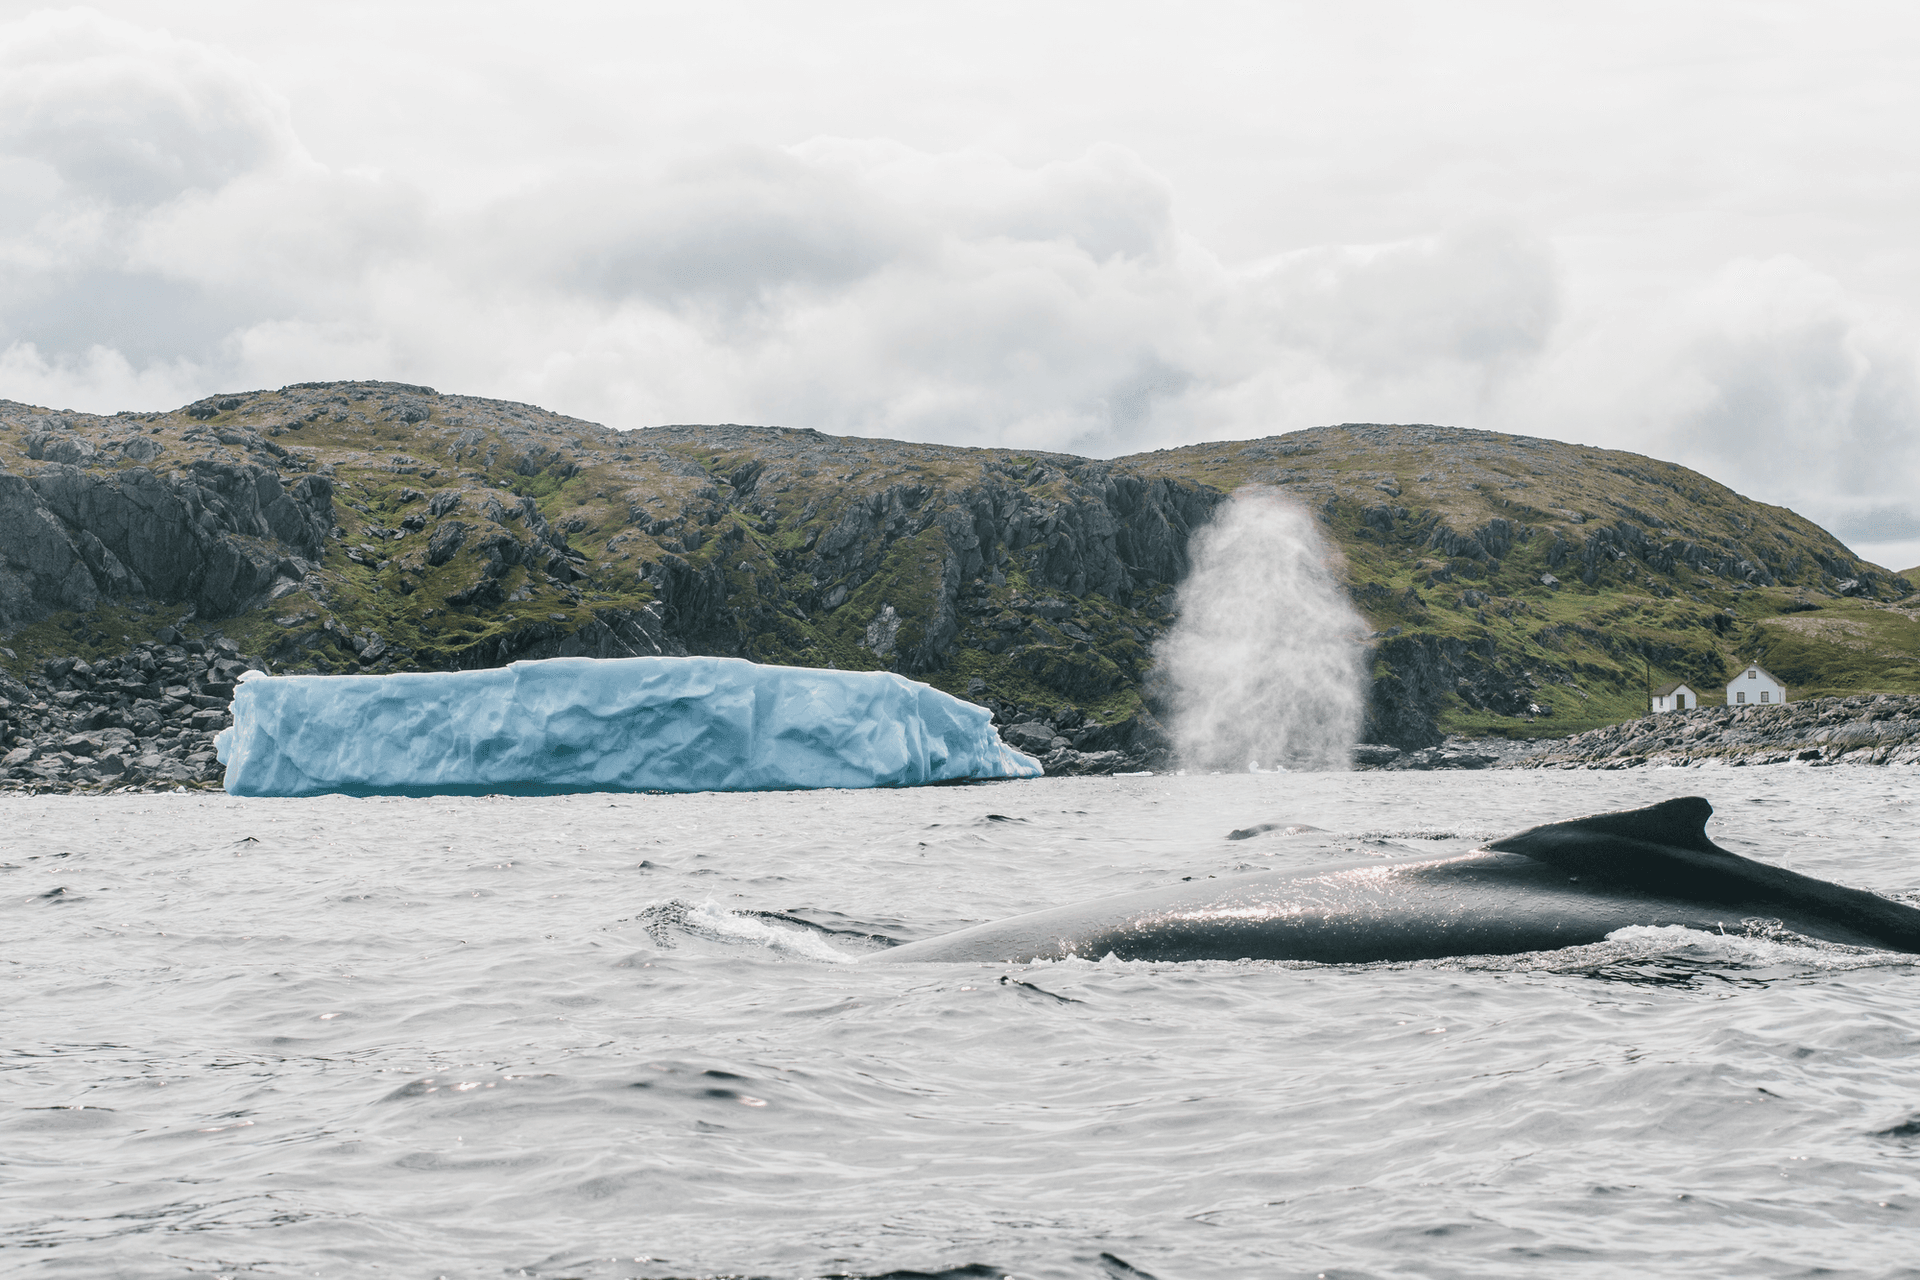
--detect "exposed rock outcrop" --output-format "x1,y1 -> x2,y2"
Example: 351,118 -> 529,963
0,452 -> 333,631
1361,632 -> 1565,749
620,434 -> 1224,678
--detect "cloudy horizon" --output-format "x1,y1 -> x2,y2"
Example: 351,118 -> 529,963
4,1 -> 1918,569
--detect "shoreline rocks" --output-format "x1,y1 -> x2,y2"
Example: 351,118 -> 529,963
1514,695 -> 1920,769
0,636 -> 261,793
1349,737 -> 1526,770
992,706 -> 1171,775
10,640 -> 1915,793
1,646 -> 1175,792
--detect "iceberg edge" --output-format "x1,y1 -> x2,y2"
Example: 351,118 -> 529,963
215,655 -> 1043,797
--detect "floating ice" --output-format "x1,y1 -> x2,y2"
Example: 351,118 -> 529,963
215,655 -> 1043,797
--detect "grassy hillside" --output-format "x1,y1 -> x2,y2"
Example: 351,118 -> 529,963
2,387 -> 1914,747
1123,424 -> 1918,736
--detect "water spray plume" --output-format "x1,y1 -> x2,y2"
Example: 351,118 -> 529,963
1155,487 -> 1368,771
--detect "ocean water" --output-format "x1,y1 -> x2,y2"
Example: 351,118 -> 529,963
4,768 -> 1919,1280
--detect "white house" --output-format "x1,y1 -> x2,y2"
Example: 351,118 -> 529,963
1727,663 -> 1788,707
1650,681 -> 1700,713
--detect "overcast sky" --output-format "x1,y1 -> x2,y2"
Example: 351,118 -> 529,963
4,2 -> 1918,568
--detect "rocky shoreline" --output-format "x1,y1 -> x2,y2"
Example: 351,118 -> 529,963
1511,695 -> 1920,769
7,641 -> 1916,794
1,633 -> 258,793
0,644 -> 1174,793
1348,736 -> 1540,771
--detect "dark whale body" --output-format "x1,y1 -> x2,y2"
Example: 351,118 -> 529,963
881,797 -> 1920,964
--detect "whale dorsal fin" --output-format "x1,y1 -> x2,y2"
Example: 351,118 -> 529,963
1486,795 -> 1920,952
1490,795 -> 1723,857
1485,796 -> 1746,898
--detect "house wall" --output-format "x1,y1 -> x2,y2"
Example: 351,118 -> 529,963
1727,667 -> 1787,705
1651,686 -> 1697,712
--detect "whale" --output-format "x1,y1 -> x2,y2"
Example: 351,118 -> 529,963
879,796 -> 1920,964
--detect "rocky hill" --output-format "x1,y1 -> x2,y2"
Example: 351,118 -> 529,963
2,381 -> 1916,785
1126,424 -> 1919,743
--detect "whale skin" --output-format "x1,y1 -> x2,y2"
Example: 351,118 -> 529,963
879,797 -> 1920,964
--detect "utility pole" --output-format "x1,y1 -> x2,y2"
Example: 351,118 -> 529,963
1644,656 -> 1652,717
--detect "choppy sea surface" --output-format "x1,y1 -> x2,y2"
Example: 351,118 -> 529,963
5,768 -> 1920,1280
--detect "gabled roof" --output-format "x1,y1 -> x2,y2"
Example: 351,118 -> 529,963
1651,681 -> 1695,697
1732,663 -> 1785,686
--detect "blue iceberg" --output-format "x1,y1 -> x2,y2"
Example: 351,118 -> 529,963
215,655 -> 1043,797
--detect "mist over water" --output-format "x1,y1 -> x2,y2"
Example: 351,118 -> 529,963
1156,486 -> 1369,771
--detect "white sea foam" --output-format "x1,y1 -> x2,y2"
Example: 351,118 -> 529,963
689,902 -> 861,964
646,898 -> 859,963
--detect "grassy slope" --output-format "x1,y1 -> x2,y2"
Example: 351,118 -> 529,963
1115,424 -> 1920,736
0,389 -> 1175,725
3,392 -> 1916,739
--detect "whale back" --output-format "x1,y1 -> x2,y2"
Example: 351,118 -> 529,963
1489,795 -> 1920,954
882,796 -> 1920,965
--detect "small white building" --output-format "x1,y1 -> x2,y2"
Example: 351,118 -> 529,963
1727,663 -> 1788,707
1650,681 -> 1700,713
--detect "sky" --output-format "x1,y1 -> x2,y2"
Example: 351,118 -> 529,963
3,2 -> 1918,570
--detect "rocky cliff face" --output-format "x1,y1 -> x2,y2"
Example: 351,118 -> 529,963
616,424 -> 1223,677
3,386 -> 1915,785
1,407 -> 336,633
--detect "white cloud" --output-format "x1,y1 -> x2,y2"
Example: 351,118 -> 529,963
1248,226 -> 1561,378
794,140 -> 1180,265
0,7 -> 300,206
2,5 -> 1918,568
128,165 -> 425,300
0,338 -> 203,411
1536,256 -> 1920,559
513,148 -> 919,316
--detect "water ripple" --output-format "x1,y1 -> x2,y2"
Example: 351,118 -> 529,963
4,771 -> 1919,1278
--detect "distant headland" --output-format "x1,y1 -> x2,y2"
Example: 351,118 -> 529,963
2,381 -> 1916,789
